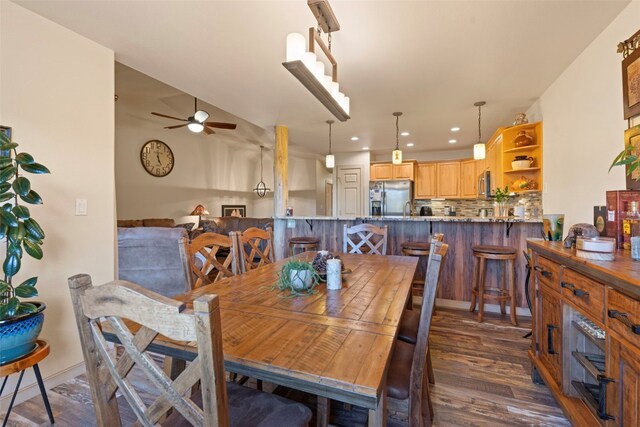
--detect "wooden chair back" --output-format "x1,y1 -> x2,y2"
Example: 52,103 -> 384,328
68,275 -> 229,427
343,224 -> 388,255
186,232 -> 235,288
410,241 -> 448,423
231,227 -> 275,274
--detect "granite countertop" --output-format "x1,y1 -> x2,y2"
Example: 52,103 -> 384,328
276,216 -> 543,223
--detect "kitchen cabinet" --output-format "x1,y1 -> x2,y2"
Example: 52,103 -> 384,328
415,163 -> 437,199
495,121 -> 543,193
537,285 -> 563,388
486,137 -> 503,193
370,163 -> 393,181
607,336 -> 640,426
370,162 -> 414,181
460,160 -> 477,198
436,161 -> 460,198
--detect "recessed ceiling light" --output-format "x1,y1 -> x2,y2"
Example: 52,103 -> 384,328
362,146 -> 369,150
400,131 -> 410,136
450,127 -> 460,132
448,139 -> 457,144
350,136 -> 359,141
406,143 -> 414,147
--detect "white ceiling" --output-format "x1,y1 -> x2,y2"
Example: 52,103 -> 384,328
16,0 -> 629,156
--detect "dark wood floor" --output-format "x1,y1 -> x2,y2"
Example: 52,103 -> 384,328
2,308 -> 569,426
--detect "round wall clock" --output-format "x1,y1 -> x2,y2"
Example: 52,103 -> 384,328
140,140 -> 174,177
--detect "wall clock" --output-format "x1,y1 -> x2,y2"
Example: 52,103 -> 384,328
140,140 -> 174,177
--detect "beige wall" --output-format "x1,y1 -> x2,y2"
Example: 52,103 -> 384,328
0,1 -> 115,407
527,0 -> 639,230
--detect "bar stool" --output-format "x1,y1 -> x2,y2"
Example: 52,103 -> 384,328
401,241 -> 431,305
469,245 -> 518,325
1,340 -> 54,426
288,236 -> 320,256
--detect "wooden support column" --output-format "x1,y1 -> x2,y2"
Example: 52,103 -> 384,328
273,126 -> 288,260
274,125 -> 289,217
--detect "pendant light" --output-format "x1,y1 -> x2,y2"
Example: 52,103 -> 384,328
253,146 -> 271,197
473,101 -> 486,160
325,120 -> 335,169
392,112 -> 403,164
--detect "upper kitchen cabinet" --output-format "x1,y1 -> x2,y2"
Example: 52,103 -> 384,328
415,163 -> 437,199
436,161 -> 460,198
501,122 -> 543,193
370,162 -> 415,181
460,159 -> 477,198
485,135 -> 503,193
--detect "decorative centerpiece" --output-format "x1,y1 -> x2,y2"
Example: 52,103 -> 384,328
0,130 -> 50,363
274,259 -> 320,297
312,251 -> 343,281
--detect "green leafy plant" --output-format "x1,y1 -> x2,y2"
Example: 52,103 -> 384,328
272,260 -> 321,297
0,131 -> 50,320
610,144 -> 639,177
494,186 -> 511,203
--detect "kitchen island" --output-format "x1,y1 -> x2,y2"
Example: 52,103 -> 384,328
274,216 -> 543,309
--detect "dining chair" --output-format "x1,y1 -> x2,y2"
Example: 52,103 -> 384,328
342,223 -> 388,255
231,227 -> 275,274
386,241 -> 449,426
68,274 -> 312,427
186,232 -> 235,288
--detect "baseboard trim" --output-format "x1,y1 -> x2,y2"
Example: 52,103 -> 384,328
0,361 -> 86,411
412,297 -> 532,318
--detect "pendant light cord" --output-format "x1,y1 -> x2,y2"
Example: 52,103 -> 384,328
477,104 -> 482,142
260,146 -> 264,180
329,122 -> 332,154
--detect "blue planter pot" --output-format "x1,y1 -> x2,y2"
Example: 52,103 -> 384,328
0,302 -> 45,364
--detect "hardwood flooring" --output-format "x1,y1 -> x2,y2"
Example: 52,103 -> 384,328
1,308 -> 569,426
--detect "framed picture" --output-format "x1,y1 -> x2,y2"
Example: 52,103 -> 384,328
221,205 -> 246,217
625,125 -> 640,190
622,46 -> 640,119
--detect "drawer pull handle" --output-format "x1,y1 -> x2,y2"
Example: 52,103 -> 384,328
534,266 -> 552,278
608,309 -> 640,335
546,324 -> 558,354
561,281 -> 590,297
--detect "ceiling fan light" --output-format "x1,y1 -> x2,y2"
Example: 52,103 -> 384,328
473,143 -> 486,160
326,153 -> 335,169
187,122 -> 204,133
194,110 -> 209,123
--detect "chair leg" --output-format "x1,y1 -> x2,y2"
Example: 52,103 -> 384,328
477,258 -> 486,323
499,263 -> 507,315
1,370 -> 25,427
469,256 -> 478,312
427,348 -> 434,384
509,259 -> 518,326
421,366 -> 433,426
33,364 -> 55,424
317,396 -> 330,427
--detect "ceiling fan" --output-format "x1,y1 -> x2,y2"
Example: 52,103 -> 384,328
151,97 -> 237,135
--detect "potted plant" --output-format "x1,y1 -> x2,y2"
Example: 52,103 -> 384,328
0,130 -> 50,363
494,186 -> 511,217
274,259 -> 320,297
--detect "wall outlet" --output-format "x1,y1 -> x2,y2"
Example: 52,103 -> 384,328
287,219 -> 296,228
75,199 -> 87,216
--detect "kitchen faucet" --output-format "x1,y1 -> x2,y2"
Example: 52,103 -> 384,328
403,200 -> 412,218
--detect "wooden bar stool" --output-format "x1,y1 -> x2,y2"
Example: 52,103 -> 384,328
469,245 -> 518,325
401,241 -> 431,306
1,340 -> 54,426
288,236 -> 320,256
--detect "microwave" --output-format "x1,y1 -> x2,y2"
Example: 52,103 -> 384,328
477,170 -> 493,198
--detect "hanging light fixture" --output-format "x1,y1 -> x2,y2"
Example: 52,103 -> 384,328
392,112 -> 403,165
253,146 -> 272,197
325,120 -> 335,168
473,101 -> 487,160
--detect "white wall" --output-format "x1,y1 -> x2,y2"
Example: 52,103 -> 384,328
527,0 -> 639,228
1,1 -> 115,407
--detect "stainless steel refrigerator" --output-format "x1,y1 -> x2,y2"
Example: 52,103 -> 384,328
369,180 -> 413,216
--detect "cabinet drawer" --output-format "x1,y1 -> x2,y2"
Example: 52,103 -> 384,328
561,268 -> 605,323
535,255 -> 561,293
607,288 -> 640,349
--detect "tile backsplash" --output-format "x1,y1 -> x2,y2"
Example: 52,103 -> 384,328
414,192 -> 542,219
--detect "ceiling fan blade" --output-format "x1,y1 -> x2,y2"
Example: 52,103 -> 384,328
164,124 -> 188,129
203,126 -> 216,135
152,112 -> 188,121
204,121 -> 237,130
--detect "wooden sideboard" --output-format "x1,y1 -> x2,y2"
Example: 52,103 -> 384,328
528,240 -> 640,426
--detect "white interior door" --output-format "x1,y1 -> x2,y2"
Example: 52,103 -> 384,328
337,167 -> 362,217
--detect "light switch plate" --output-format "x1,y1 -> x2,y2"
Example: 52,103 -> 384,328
75,199 -> 87,216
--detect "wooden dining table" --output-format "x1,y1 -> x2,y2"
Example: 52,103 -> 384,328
142,252 -> 417,426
